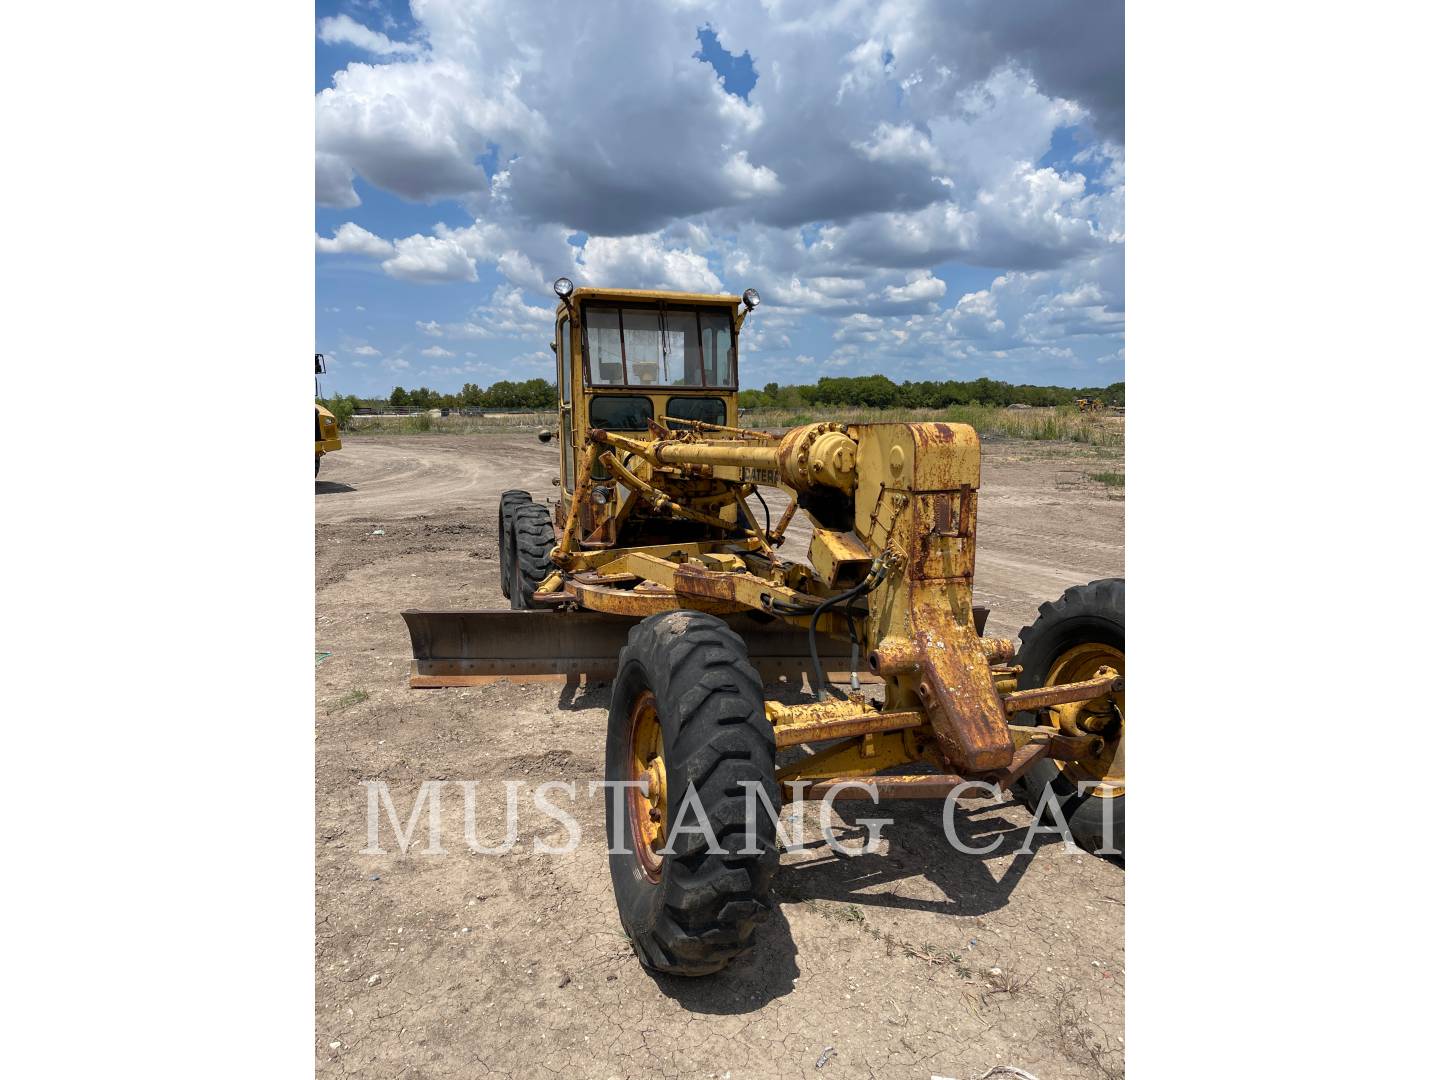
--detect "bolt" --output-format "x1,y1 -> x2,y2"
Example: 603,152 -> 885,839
649,808 -> 663,822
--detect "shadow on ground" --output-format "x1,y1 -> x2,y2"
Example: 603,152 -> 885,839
649,910 -> 801,1014
315,480 -> 356,494
774,800 -> 1068,918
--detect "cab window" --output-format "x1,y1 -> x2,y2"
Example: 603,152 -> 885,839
585,307 -> 625,385
557,316 -> 572,404
666,396 -> 727,426
582,303 -> 735,389
589,395 -> 654,480
699,311 -> 734,387
589,395 -> 653,431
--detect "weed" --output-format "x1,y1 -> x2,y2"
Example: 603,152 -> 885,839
802,900 -> 979,978
1050,984 -> 1124,1080
1086,471 -> 1125,487
326,689 -> 369,715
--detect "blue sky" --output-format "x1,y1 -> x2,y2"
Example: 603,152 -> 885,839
316,1 -> 1124,397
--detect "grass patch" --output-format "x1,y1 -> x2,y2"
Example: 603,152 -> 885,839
348,412 -> 550,436
349,403 -> 1124,448
740,404 -> 1123,447
325,689 -> 369,715
944,404 -> 1123,446
1086,471 -> 1125,487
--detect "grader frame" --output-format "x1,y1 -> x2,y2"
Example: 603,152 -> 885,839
404,280 -> 1124,975
404,282 -> 1122,802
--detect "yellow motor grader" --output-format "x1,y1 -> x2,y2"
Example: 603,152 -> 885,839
404,279 -> 1125,975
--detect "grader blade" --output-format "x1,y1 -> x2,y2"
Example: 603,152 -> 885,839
402,609 -> 858,688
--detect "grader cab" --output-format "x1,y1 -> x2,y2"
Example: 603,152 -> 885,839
404,279 -> 1125,976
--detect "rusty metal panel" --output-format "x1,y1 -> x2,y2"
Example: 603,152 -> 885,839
807,527 -> 872,588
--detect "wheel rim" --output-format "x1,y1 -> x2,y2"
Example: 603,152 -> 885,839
627,690 -> 667,882
1043,642 -> 1125,797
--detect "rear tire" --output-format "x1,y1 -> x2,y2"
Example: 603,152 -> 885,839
1011,578 -> 1125,858
605,611 -> 780,976
498,490 -> 531,600
508,501 -> 556,609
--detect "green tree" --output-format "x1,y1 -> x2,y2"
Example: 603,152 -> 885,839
737,389 -> 765,408
389,386 -> 408,407
324,393 -> 358,430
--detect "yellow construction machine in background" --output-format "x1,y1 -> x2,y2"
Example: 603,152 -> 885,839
315,353 -> 342,475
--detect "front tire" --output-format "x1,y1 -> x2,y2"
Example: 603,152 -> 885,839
605,611 -> 780,975
497,490 -> 530,600
508,502 -> 556,609
1011,578 -> 1125,858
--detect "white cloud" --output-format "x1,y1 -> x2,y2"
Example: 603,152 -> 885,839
381,234 -> 477,283
382,357 -> 411,371
315,222 -> 393,258
316,152 -> 359,208
578,234 -> 721,292
722,152 -> 782,197
317,15 -> 421,58
415,285 -> 554,340
351,344 -> 381,357
882,271 -> 946,306
855,123 -> 942,170
420,345 -> 455,358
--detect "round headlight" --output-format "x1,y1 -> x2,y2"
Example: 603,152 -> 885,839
554,277 -> 574,298
742,288 -> 760,310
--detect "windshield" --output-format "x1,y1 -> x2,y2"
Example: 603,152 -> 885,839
583,304 -> 735,388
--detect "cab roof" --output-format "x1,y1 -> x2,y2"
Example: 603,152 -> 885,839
559,287 -> 741,313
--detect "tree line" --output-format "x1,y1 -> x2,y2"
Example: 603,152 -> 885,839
384,378 -> 558,410
321,373 -> 1124,428
737,375 -> 1124,410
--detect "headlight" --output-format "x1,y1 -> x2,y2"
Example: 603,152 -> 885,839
554,277 -> 574,298
742,288 -> 760,310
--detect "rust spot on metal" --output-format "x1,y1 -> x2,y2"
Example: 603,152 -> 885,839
1002,673 -> 1122,714
771,708 -> 926,749
980,637 -> 1018,663
672,563 -> 742,602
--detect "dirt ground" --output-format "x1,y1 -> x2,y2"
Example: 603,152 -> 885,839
316,433 -> 1125,1080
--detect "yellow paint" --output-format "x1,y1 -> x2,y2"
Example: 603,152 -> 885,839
315,404 -> 342,458
1040,643 -> 1125,796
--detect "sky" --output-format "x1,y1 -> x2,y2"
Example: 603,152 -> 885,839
315,0 -> 1124,397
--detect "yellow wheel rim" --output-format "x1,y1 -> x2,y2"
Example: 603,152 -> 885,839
1043,643 -> 1125,797
627,690 -> 667,881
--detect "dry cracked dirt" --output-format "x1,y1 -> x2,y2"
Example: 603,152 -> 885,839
316,432 -> 1125,1079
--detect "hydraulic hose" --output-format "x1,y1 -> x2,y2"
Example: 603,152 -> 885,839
808,563 -> 889,701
